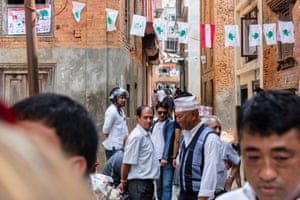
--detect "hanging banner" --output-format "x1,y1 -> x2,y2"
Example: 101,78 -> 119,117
224,25 -> 240,47
153,18 -> 168,41
249,24 -> 262,47
263,23 -> 277,45
177,22 -> 189,44
72,1 -> 86,23
106,8 -> 118,32
200,24 -> 215,48
278,21 -> 295,44
130,15 -> 147,37
8,5 -> 51,35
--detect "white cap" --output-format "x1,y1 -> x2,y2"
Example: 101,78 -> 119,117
174,96 -> 198,112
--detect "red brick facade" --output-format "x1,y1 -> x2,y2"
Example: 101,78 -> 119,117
262,1 -> 300,92
0,0 -> 143,62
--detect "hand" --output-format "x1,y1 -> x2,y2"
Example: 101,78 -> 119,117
173,159 -> 178,168
118,180 -> 127,194
160,159 -> 168,167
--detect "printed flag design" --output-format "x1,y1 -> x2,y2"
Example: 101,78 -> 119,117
130,15 -> 147,37
177,22 -> 189,44
200,24 -> 215,48
106,8 -> 118,32
278,21 -> 295,44
263,23 -> 277,45
224,25 -> 240,47
153,18 -> 168,41
72,1 -> 85,23
249,24 -> 262,47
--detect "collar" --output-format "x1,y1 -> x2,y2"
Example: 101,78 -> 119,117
137,124 -> 151,136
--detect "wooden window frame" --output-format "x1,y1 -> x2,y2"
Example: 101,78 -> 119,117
241,7 -> 258,62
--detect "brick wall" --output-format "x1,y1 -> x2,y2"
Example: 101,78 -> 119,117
0,0 -> 143,62
262,1 -> 300,91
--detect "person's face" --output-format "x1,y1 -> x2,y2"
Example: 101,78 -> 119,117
137,107 -> 154,131
16,120 -> 61,151
156,107 -> 168,122
116,95 -> 126,107
208,118 -> 221,135
175,110 -> 197,131
241,129 -> 300,200
17,120 -> 87,177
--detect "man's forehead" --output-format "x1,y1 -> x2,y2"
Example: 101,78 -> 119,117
241,129 -> 300,150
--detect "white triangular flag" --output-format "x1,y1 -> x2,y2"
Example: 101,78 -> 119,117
177,22 -> 189,44
278,21 -> 295,44
72,1 -> 85,23
249,24 -> 262,47
224,25 -> 240,47
263,23 -> 277,45
106,8 -> 118,32
130,15 -> 146,37
153,18 -> 168,41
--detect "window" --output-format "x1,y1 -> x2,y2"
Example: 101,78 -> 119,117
159,66 -> 170,76
165,37 -> 178,53
1,0 -> 53,36
241,7 -> 258,62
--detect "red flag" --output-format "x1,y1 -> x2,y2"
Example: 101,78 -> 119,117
200,24 -> 215,48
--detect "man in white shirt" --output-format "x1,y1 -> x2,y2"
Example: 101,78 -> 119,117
151,101 -> 176,200
102,87 -> 129,160
174,94 -> 222,200
120,105 -> 160,200
201,115 -> 240,196
217,90 -> 300,200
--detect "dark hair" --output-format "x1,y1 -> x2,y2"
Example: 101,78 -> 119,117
136,105 -> 154,117
174,91 -> 193,99
237,90 -> 300,140
156,101 -> 169,111
12,93 -> 99,175
253,86 -> 264,93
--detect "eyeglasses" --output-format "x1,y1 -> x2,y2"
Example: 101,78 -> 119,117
157,111 -> 167,115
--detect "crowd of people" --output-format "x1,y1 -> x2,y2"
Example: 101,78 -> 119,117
0,85 -> 300,200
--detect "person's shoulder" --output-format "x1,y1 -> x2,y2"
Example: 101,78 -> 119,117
216,183 -> 255,200
216,188 -> 245,199
106,104 -> 117,112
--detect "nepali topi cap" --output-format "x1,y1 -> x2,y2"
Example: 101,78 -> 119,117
174,96 -> 198,112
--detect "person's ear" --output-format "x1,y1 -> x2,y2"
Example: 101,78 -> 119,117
67,156 -> 87,176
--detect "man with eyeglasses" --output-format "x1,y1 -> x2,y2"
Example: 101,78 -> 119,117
151,101 -> 176,200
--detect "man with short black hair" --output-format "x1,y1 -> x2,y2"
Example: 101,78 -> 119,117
217,90 -> 300,200
151,101 -> 175,200
120,105 -> 160,200
12,93 -> 99,177
174,94 -> 222,200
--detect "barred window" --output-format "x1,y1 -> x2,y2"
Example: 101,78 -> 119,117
165,37 -> 178,53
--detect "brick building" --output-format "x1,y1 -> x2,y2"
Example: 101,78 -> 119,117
198,0 -> 300,137
262,0 -> 300,93
0,0 -> 161,168
0,0 -> 158,132
199,0 -> 236,133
